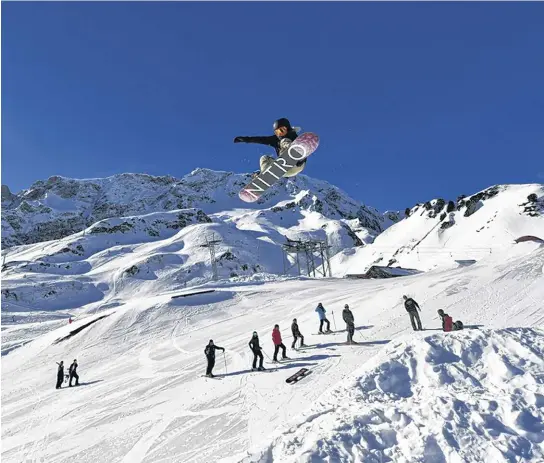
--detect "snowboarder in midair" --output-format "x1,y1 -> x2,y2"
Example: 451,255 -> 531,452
234,118 -> 306,178
342,304 -> 357,344
248,331 -> 265,371
291,318 -> 306,349
69,359 -> 79,386
403,295 -> 423,331
204,340 -> 225,377
315,303 -> 331,333
55,361 -> 64,389
272,324 -> 288,362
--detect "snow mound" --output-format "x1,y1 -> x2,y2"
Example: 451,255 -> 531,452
247,327 -> 544,463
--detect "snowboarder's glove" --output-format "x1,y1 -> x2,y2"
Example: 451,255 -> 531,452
234,137 -> 245,143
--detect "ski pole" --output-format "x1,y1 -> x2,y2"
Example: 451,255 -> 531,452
332,311 -> 337,330
223,352 -> 228,375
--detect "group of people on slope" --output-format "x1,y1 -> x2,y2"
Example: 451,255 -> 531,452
204,302 -> 359,377
55,359 -> 79,389
403,295 -> 465,332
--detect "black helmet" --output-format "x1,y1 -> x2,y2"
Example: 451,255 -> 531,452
437,309 -> 444,315
344,304 -> 349,308
273,118 -> 291,131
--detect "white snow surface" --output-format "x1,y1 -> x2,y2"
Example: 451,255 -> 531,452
2,240 -> 543,463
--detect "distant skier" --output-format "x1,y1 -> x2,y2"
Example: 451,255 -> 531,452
291,318 -> 306,349
272,324 -> 288,362
234,118 -> 305,178
248,331 -> 265,371
403,295 -> 423,331
204,340 -> 225,378
315,303 -> 331,334
68,359 -> 79,386
342,304 -> 357,344
55,361 -> 64,389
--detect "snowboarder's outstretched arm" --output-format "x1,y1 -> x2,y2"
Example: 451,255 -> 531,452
234,135 -> 278,148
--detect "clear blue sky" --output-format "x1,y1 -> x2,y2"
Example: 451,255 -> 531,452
2,2 -> 543,211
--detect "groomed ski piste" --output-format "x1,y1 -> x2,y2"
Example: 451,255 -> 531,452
1,178 -> 544,463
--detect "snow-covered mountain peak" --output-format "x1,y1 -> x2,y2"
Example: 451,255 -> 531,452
2,169 -> 396,248
334,183 -> 544,274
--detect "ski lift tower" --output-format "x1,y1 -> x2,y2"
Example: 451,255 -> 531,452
282,237 -> 332,278
200,233 -> 222,281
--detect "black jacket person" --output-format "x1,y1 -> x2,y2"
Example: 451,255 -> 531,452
403,295 -> 423,331
56,361 -> 64,389
234,118 -> 306,176
69,359 -> 79,387
291,319 -> 305,349
342,304 -> 356,343
204,340 -> 225,377
248,331 -> 265,370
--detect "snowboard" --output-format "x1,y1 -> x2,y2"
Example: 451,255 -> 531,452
239,132 -> 320,203
286,368 -> 312,384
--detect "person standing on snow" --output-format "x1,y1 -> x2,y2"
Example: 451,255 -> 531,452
291,318 -> 306,349
315,303 -> 331,334
204,340 -> 225,377
403,295 -> 423,331
342,304 -> 357,344
248,331 -> 265,371
68,359 -> 79,386
272,324 -> 289,362
55,361 -> 64,389
233,118 -> 306,178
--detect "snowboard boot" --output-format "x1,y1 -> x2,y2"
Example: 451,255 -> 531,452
258,366 -> 265,371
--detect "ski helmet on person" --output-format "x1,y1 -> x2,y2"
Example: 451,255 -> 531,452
252,331 -> 258,336
344,304 -> 349,308
209,339 -> 214,344
273,118 -> 291,131
437,309 -> 444,316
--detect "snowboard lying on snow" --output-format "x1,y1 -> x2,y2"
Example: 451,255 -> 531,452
286,368 -> 312,384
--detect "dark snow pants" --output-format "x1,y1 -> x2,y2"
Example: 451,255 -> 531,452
346,323 -> 355,342
56,374 -> 63,389
251,349 -> 264,369
206,357 -> 215,375
319,318 -> 331,333
408,310 -> 422,331
273,343 -> 287,361
69,372 -> 79,386
291,333 -> 304,349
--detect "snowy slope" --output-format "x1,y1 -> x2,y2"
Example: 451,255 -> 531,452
1,240 -> 543,463
245,327 -> 544,463
334,184 -> 544,275
1,169 -> 396,248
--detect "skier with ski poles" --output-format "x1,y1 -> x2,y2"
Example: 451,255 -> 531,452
403,295 -> 423,331
342,304 -> 357,344
272,324 -> 289,362
248,331 -> 265,371
204,340 -> 225,378
234,118 -> 306,178
315,303 -> 332,334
